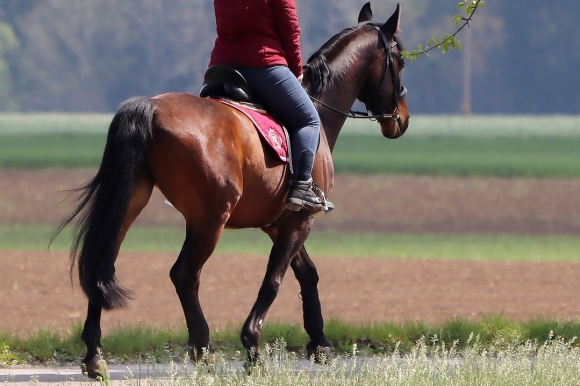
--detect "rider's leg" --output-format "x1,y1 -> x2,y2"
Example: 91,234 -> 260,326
237,65 -> 328,211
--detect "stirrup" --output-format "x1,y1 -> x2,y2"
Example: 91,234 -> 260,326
308,183 -> 334,218
285,179 -> 334,217
309,200 -> 334,219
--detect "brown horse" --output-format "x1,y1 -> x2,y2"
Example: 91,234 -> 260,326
56,2 -> 409,378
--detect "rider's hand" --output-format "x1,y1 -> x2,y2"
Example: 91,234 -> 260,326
297,74 -> 304,84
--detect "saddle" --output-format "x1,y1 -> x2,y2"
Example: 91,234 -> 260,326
200,65 -> 255,103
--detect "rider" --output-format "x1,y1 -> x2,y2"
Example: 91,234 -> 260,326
209,0 -> 330,213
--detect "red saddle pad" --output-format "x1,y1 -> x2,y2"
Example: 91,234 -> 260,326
217,99 -> 289,163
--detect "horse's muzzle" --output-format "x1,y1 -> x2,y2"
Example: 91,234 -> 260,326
380,114 -> 408,139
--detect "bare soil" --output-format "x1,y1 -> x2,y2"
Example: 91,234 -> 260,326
1,170 -> 580,333
3,251 -> 580,333
1,169 -> 579,234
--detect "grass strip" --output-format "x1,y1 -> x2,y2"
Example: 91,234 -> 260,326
2,315 -> 580,366
5,225 -> 580,262
2,134 -> 579,176
333,136 -> 580,177
0,133 -> 106,168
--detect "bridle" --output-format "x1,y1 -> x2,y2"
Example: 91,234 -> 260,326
308,25 -> 407,130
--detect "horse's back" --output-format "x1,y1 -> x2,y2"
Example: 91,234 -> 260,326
146,92 -> 290,227
151,93 -> 240,136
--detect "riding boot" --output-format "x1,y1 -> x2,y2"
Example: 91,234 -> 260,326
285,178 -> 324,212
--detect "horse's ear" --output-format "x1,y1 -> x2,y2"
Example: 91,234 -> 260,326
381,3 -> 401,37
358,2 -> 373,24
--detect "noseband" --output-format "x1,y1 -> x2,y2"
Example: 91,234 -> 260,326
309,25 -> 407,130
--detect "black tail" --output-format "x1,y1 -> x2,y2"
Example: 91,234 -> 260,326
52,97 -> 156,310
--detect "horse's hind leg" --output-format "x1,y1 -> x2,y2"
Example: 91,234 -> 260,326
291,246 -> 331,361
169,219 -> 226,360
81,170 -> 154,378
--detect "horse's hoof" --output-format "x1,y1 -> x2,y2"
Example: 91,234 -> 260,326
243,354 -> 260,375
307,345 -> 332,364
243,347 -> 260,369
205,352 -> 216,365
188,345 -> 215,364
81,358 -> 109,380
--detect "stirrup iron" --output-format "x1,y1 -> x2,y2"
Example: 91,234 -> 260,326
308,182 -> 334,218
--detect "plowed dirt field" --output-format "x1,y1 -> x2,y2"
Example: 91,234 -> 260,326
1,170 -> 579,332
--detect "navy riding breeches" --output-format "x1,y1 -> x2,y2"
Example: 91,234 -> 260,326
236,65 -> 320,181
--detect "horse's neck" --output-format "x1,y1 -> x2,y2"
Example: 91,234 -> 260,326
312,34 -> 376,152
318,112 -> 347,154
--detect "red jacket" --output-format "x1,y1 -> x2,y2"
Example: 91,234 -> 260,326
209,0 -> 303,77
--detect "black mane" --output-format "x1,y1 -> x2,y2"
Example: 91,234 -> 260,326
303,27 -> 356,99
304,23 -> 405,99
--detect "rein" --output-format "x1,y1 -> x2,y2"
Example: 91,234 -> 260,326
308,26 -> 407,126
308,94 -> 394,121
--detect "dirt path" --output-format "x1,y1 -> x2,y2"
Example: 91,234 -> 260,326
2,250 -> 580,333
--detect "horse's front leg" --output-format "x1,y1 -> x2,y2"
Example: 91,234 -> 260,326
291,246 -> 332,362
242,213 -> 312,362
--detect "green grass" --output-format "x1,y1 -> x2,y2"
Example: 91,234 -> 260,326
1,113 -> 580,176
5,225 -> 580,262
333,136 -> 580,177
0,133 -> 106,168
2,134 -> 579,176
0,113 -> 109,168
4,317 -> 580,385
2,316 -> 580,366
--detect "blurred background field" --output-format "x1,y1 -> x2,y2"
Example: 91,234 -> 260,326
0,113 -> 579,263
2,113 -> 580,176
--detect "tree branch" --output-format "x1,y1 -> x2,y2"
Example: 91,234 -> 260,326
401,0 -> 484,60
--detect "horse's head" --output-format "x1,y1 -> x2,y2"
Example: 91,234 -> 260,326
303,2 -> 410,144
356,3 -> 409,139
